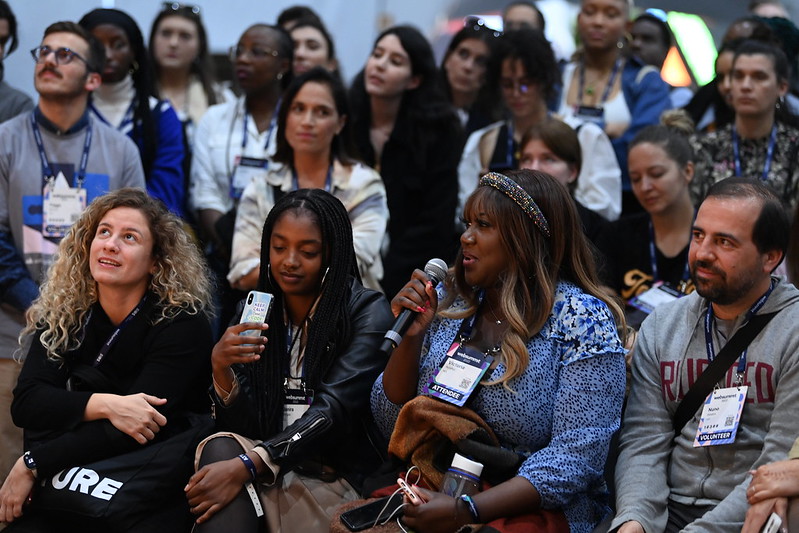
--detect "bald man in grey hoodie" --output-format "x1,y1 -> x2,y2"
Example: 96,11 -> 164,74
611,177 -> 799,533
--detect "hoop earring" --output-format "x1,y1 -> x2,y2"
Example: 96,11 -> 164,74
266,263 -> 274,285
319,267 -> 330,288
129,60 -> 139,75
276,72 -> 283,80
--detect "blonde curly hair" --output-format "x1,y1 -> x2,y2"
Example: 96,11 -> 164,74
21,188 -> 213,361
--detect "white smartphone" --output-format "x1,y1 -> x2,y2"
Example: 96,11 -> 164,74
762,512 -> 782,533
239,291 -> 274,340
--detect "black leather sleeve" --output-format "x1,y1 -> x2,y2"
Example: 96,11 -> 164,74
258,283 -> 393,471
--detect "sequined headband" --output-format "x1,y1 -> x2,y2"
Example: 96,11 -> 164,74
479,172 -> 551,238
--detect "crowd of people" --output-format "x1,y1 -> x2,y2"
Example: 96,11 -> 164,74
1,0 -> 799,531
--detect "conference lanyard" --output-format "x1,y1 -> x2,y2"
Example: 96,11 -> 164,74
93,295 -> 147,367
241,98 -> 280,151
648,219 -> 690,285
732,124 -> 777,181
291,166 -> 333,192
578,58 -> 622,107
703,279 -> 775,377
31,112 -> 92,186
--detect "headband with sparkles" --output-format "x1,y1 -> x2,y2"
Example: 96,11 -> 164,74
479,172 -> 550,238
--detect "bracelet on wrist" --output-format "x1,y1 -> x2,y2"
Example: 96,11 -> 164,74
238,453 -> 257,482
459,494 -> 480,523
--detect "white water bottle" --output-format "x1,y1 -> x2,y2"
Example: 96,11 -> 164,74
439,453 -> 482,497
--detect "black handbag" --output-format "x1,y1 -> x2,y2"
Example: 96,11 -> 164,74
30,364 -> 213,531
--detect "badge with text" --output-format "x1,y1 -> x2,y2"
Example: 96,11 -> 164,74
575,105 -> 604,125
694,386 -> 748,447
628,282 -> 684,315
424,345 -> 493,407
230,156 -> 269,198
282,388 -> 312,429
42,173 -> 86,238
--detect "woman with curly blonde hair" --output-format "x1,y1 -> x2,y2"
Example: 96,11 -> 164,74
0,188 -> 214,531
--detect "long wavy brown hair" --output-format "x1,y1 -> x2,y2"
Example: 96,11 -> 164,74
21,188 -> 213,361
440,170 -> 626,387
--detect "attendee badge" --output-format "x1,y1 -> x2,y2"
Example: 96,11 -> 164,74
575,105 -> 604,125
424,345 -> 493,407
42,173 -> 86,238
282,388 -> 312,429
628,282 -> 684,315
230,156 -> 269,198
693,386 -> 748,447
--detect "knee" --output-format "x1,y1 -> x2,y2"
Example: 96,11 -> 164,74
198,436 -> 243,468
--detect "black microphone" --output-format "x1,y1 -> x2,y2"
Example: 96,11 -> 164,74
380,258 -> 448,355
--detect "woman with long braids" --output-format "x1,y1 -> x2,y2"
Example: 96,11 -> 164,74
185,189 -> 393,532
79,9 -> 186,217
373,170 -> 627,533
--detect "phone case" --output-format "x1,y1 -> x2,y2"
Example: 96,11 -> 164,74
240,291 -> 274,339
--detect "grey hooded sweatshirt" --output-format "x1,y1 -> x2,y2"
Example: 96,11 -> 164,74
611,278 -> 799,533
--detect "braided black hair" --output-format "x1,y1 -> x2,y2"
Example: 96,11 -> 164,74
246,188 -> 360,436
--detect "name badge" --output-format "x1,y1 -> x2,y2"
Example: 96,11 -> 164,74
424,345 -> 493,407
575,105 -> 604,125
230,156 -> 269,198
42,173 -> 86,238
693,386 -> 748,447
628,282 -> 684,315
282,388 -> 312,429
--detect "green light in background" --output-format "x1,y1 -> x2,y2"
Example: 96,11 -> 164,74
668,11 -> 717,86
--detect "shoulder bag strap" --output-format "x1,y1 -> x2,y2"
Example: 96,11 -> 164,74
673,310 -> 779,435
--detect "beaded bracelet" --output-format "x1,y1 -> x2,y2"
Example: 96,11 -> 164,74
238,453 -> 257,481
459,494 -> 480,523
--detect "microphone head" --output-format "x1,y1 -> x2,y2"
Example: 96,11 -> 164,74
424,258 -> 448,285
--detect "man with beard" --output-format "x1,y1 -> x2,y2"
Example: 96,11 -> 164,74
0,21 -> 143,486
609,177 -> 799,533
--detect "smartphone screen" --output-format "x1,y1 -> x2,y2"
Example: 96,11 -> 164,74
239,291 -> 274,340
339,495 -> 403,531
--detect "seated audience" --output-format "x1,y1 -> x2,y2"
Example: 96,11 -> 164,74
460,28 -> 621,221
186,189 -> 393,532
79,9 -> 186,217
229,67 -> 388,291
372,170 -> 627,533
598,110 -> 696,327
559,0 -> 671,215
611,178 -> 799,532
690,40 -> 799,210
0,188 -> 213,530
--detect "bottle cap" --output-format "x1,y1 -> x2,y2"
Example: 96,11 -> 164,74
450,453 -> 483,477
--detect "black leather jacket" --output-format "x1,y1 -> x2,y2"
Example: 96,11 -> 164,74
214,280 -> 393,489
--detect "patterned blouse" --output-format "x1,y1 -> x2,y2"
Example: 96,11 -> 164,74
689,122 -> 799,209
371,281 -> 627,533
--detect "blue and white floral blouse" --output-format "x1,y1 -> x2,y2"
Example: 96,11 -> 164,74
371,281 -> 627,533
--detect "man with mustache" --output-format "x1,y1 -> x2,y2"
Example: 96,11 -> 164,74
609,177 -> 799,533
0,21 -> 143,487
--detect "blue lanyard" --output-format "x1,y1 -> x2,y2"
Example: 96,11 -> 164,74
703,280 -> 775,376
291,166 -> 333,192
578,58 -> 622,107
241,98 -> 280,151
93,294 -> 147,367
89,101 -> 136,133
648,219 -> 690,284
732,124 -> 777,181
31,112 -> 93,186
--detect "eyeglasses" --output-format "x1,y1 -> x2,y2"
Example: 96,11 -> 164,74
162,2 -> 200,15
30,45 -> 91,68
228,45 -> 279,61
500,78 -> 534,94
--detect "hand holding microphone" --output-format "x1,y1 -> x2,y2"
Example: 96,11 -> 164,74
381,258 -> 448,355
